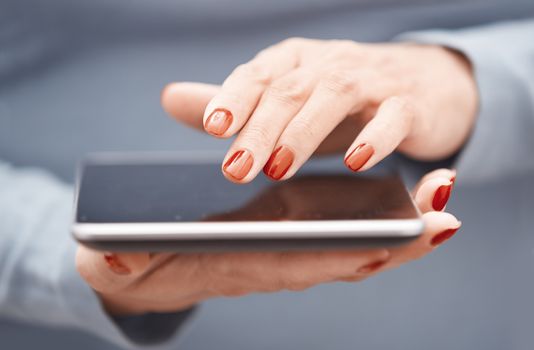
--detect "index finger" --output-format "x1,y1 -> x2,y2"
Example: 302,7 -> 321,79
202,39 -> 312,138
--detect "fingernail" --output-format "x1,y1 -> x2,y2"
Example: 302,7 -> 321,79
431,226 -> 460,246
223,149 -> 254,181
344,143 -> 374,171
357,259 -> 388,274
432,182 -> 453,211
263,145 -> 295,180
204,108 -> 233,136
103,253 -> 131,275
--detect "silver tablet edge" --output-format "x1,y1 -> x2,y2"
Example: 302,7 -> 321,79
72,219 -> 425,241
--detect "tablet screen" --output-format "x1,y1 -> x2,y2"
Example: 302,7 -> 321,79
76,160 -> 418,223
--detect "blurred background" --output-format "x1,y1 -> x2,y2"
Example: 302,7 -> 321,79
1,0 -> 534,349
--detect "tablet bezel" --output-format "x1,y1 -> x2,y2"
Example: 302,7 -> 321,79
71,152 -> 424,251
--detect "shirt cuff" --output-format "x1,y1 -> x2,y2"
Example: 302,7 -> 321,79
394,27 -> 534,183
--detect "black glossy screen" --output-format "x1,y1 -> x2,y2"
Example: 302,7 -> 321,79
76,161 -> 418,223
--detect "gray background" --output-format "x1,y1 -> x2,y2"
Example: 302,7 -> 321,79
1,0 -> 534,348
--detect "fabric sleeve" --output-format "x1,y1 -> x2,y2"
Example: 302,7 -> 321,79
395,18 -> 534,184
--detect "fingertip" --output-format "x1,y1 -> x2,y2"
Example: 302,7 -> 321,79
263,145 -> 295,181
450,169 -> 457,186
160,82 -> 172,101
421,211 -> 462,247
221,169 -> 254,184
203,108 -> 234,138
432,181 -> 453,211
222,149 -> 256,184
344,143 -> 375,172
115,252 -> 151,275
355,249 -> 390,274
376,248 -> 391,261
422,208 -> 460,226
416,168 -> 456,189
75,246 -> 141,294
430,221 -> 462,247
160,82 -> 179,116
415,177 -> 454,213
103,253 -> 132,275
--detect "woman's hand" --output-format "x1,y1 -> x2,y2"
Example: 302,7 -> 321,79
76,169 -> 460,316
162,39 -> 477,182
76,39 -> 469,315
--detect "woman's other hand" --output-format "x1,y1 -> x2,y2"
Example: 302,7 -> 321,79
76,169 -> 460,316
162,39 -> 477,183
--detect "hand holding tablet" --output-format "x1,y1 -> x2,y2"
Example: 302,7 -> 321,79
75,163 -> 459,315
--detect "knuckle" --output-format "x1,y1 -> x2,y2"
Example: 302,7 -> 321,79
289,117 -> 318,141
285,281 -> 310,292
324,40 -> 365,62
386,96 -> 410,113
264,80 -> 308,108
329,39 -> 357,51
241,124 -> 273,148
271,273 -> 287,292
261,283 -> 282,293
232,62 -> 272,85
198,256 -> 227,290
320,70 -> 359,96
201,254 -> 232,278
279,37 -> 307,48
280,270 -> 313,292
385,96 -> 416,126
275,273 -> 300,292
199,255 -> 248,297
273,253 -> 313,292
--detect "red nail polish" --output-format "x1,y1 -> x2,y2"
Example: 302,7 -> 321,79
223,149 -> 254,181
431,227 -> 460,246
263,145 -> 295,180
357,259 -> 387,274
344,144 -> 374,171
103,253 -> 131,275
432,183 -> 452,211
204,108 -> 233,136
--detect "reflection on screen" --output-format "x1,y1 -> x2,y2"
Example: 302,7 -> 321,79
77,162 -> 418,223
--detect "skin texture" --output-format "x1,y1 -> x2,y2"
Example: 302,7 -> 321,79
163,39 -> 478,183
77,39 -> 477,316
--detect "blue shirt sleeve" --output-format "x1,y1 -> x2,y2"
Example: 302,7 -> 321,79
395,18 -> 534,184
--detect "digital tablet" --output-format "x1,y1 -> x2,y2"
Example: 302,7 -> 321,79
72,153 -> 423,252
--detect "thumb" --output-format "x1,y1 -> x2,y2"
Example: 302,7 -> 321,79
161,82 -> 221,130
76,246 -> 151,294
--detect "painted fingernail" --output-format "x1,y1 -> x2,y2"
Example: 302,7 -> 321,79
263,145 -> 295,180
431,226 -> 460,247
103,253 -> 131,275
344,143 -> 374,171
432,182 -> 453,211
204,108 -> 233,136
223,149 -> 254,181
357,259 -> 388,274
